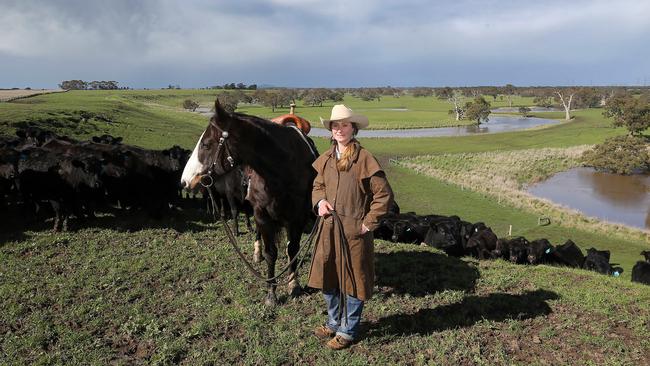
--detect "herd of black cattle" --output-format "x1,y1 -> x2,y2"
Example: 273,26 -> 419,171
373,208 -> 650,286
1,127 -> 649,287
0,127 -> 194,231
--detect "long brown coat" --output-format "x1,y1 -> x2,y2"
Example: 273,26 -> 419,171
307,142 -> 394,301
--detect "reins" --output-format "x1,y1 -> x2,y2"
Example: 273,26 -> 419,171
203,181 -> 322,285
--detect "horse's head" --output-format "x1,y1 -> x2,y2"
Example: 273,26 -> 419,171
180,100 -> 238,190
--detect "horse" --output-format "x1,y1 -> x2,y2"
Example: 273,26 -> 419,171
180,100 -> 318,306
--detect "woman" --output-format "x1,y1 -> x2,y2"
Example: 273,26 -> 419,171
308,104 -> 394,350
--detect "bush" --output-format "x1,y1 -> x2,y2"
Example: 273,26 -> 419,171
182,99 -> 199,111
582,135 -> 650,174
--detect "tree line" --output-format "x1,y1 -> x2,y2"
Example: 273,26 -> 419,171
59,80 -> 121,90
209,83 -> 257,90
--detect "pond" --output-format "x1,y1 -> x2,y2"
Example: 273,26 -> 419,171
527,167 -> 650,230
309,116 -> 560,138
491,106 -> 560,113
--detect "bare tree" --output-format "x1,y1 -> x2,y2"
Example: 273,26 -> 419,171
554,89 -> 576,120
502,84 -> 516,108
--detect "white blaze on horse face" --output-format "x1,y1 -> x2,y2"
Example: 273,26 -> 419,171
180,131 -> 206,189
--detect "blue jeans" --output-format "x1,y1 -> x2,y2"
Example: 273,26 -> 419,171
322,289 -> 364,340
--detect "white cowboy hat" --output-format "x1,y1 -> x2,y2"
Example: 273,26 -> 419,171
320,104 -> 369,130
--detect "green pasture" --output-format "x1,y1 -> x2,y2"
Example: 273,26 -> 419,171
1,90 -> 649,364
0,89 -> 542,135
1,222 -> 649,364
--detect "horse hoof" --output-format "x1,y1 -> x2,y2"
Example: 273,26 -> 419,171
264,294 -> 277,307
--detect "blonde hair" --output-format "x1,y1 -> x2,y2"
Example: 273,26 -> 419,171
336,140 -> 359,171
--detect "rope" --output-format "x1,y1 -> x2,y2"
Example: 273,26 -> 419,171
206,185 -> 321,285
329,210 -> 356,324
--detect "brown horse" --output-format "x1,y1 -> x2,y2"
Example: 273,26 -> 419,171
181,100 -> 318,305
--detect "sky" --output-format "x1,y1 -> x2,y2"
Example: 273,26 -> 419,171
1,0 -> 649,89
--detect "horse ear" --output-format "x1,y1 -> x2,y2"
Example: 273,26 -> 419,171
214,98 -> 228,120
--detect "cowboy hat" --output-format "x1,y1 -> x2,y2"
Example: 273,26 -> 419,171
320,104 -> 369,130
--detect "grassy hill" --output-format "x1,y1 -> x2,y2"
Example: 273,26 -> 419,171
1,91 -> 649,364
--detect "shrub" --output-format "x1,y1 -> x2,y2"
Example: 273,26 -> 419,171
182,99 -> 199,111
582,135 -> 650,174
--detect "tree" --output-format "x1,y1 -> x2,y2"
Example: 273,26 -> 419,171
182,99 -> 200,111
214,92 -> 241,113
301,88 -> 328,106
603,93 -> 650,136
582,135 -> 650,174
357,88 -> 380,101
484,86 -> 499,100
533,95 -> 554,108
573,87 -> 601,108
437,88 -> 464,121
59,80 -> 87,90
501,84 -> 516,108
554,88 -> 577,120
464,96 -> 491,125
251,89 -> 268,104
411,87 -> 434,97
518,106 -> 531,117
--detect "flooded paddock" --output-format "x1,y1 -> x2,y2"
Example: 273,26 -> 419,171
528,167 -> 650,230
309,116 -> 560,138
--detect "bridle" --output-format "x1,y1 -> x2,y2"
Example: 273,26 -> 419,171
200,121 -> 236,188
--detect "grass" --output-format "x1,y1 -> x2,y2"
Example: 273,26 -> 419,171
397,146 -> 650,241
1,221 -> 649,365
1,90 -> 649,364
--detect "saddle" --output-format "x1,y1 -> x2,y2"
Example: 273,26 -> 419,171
270,114 -> 311,135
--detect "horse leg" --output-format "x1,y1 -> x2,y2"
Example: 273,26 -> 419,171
286,224 -> 303,298
226,193 -> 240,236
260,224 -> 278,306
253,229 -> 263,263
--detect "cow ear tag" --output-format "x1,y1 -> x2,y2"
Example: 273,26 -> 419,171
545,248 -> 551,254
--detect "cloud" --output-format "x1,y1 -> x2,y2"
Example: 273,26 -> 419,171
0,0 -> 648,87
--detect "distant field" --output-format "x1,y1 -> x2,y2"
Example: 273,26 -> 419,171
24,89 -> 537,129
0,89 -> 64,102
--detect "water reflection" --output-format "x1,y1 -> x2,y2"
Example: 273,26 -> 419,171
491,107 -> 560,113
528,167 -> 650,230
309,116 -> 560,138
194,110 -> 559,138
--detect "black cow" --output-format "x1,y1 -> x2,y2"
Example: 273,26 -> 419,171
492,238 -> 510,259
465,226 -> 498,259
91,134 -> 123,145
17,147 -> 102,231
392,218 -> 429,244
632,261 -> 650,285
209,166 -> 253,236
550,239 -> 585,268
582,248 -> 621,276
507,237 -> 530,264
527,239 -> 554,265
373,216 -> 397,241
423,216 -> 464,255
0,147 -> 18,207
642,250 -> 650,262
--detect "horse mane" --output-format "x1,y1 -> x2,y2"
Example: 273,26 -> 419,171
212,108 -> 317,211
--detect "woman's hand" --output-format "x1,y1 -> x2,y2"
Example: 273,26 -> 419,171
318,200 -> 334,217
360,224 -> 369,235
